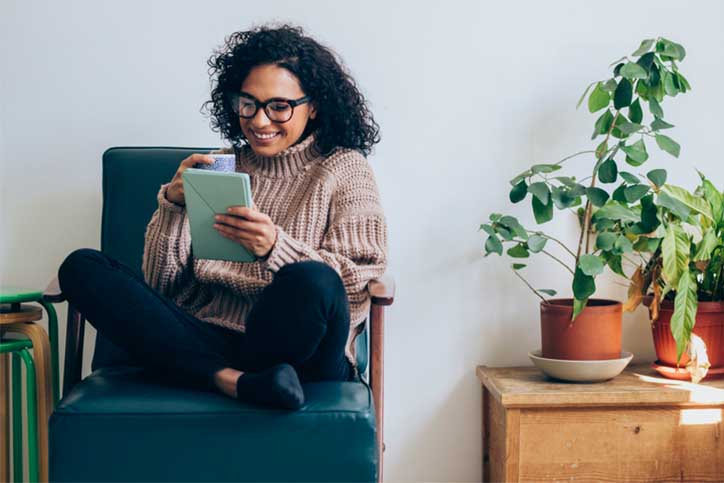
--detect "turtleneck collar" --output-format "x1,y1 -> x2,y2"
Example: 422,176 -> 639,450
242,133 -> 321,178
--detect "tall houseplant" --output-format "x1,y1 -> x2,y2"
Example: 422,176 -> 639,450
482,37 -> 691,359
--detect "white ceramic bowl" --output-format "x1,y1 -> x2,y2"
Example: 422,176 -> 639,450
528,349 -> 634,383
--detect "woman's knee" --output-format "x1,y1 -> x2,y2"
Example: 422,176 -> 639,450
58,248 -> 105,294
277,261 -> 345,298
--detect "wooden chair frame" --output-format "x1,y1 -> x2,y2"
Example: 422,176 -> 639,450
44,274 -> 395,483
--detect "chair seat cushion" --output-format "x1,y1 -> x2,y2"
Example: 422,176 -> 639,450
50,367 -> 378,482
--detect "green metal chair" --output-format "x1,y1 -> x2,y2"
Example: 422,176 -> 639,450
45,147 -> 395,482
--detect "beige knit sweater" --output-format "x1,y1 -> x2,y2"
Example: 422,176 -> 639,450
141,134 -> 388,368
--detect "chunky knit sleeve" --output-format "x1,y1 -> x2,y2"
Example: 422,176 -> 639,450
263,152 -> 388,311
141,183 -> 194,298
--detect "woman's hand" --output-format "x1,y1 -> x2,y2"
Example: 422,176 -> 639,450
214,206 -> 278,258
165,154 -> 215,206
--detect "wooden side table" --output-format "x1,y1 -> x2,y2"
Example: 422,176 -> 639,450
477,364 -> 724,482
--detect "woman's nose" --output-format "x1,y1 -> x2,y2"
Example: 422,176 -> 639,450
249,107 -> 272,127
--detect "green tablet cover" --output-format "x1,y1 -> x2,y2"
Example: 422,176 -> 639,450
182,168 -> 256,262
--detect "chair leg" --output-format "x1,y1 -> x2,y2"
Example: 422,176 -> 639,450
11,352 -> 23,482
17,348 -> 39,483
8,323 -> 52,482
370,304 -> 385,483
0,352 -> 9,483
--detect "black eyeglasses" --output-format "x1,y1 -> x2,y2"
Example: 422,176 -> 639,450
227,93 -> 311,123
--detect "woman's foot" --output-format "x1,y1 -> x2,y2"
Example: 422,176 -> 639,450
213,364 -> 305,410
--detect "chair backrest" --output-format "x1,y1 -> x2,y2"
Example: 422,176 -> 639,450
94,147 -> 369,374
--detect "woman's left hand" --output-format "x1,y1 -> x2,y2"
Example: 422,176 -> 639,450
214,206 -> 278,258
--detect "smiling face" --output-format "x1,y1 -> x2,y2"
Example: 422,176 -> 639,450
238,64 -> 316,157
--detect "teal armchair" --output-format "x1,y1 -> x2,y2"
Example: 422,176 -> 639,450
44,147 -> 394,482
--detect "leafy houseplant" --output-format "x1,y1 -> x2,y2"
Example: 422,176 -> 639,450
481,37 -> 692,360
623,173 -> 724,381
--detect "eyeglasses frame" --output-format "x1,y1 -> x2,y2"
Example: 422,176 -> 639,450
228,92 -> 312,124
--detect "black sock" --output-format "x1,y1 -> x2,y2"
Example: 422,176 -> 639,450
236,363 -> 305,410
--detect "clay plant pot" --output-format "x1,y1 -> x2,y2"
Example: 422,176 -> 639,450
648,299 -> 724,368
540,298 -> 622,360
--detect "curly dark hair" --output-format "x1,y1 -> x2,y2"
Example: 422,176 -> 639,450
202,24 -> 380,156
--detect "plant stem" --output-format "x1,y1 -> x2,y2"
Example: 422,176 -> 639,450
542,249 -> 576,275
577,112 -> 621,264
512,269 -> 547,302
554,150 -> 597,167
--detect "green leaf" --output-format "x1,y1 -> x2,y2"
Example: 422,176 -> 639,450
480,224 -> 496,236
694,228 -> 719,262
612,183 -> 627,203
671,270 -> 697,363
572,297 -> 588,321
699,174 -> 724,226
607,254 -> 625,277
619,171 -> 640,184
598,158 -> 618,183
593,202 -> 640,223
678,73 -> 692,91
621,139 -> 648,166
499,217 -> 527,240
528,182 -> 550,204
624,184 -> 650,203
572,268 -> 596,300
532,195 -> 553,224
551,187 -> 578,209
614,235 -> 634,254
632,38 -> 655,56
507,244 -> 530,258
614,78 -> 633,109
593,110 -> 614,138
588,82 -> 611,113
531,164 -> 562,174
579,254 -> 605,276
647,169 -> 667,187
640,194 -> 660,232
657,191 -> 691,220
485,235 -> 503,256
527,234 -> 547,253
662,223 -> 690,287
620,63 -> 648,80
512,263 -> 527,270
662,184 -> 714,221
595,139 -> 608,158
596,232 -> 617,250
663,71 -> 678,97
637,52 -> 655,72
601,79 -> 618,93
649,98 -> 664,118
586,187 -> 610,207
616,120 -> 643,135
537,289 -> 557,297
489,213 -> 503,222
509,180 -> 527,203
655,134 -> 681,158
510,170 -> 532,186
629,99 -> 643,124
651,117 -> 674,131
496,226 -> 514,241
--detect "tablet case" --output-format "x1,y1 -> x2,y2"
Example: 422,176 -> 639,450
182,168 -> 256,262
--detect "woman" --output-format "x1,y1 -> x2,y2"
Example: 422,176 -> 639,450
58,24 -> 387,410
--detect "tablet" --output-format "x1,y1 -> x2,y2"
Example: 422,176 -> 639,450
181,168 -> 256,262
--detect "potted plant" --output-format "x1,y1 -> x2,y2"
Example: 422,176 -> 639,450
481,37 -> 691,363
622,173 -> 724,383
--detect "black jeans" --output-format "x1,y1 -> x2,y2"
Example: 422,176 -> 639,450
57,249 -> 352,390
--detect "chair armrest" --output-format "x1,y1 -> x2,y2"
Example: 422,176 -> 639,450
368,275 -> 395,306
43,276 -> 66,303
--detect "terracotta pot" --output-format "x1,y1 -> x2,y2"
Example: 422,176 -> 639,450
648,299 -> 724,368
540,298 -> 622,360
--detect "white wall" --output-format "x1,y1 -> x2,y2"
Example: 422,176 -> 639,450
2,1 -> 724,480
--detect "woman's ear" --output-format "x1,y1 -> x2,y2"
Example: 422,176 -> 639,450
309,103 -> 317,120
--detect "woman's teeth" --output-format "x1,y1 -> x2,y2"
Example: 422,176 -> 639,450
253,131 -> 278,140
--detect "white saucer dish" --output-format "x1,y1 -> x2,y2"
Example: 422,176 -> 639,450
528,349 -> 634,383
